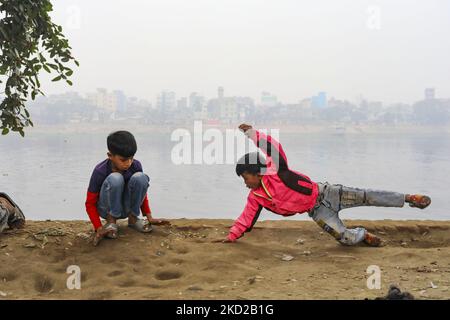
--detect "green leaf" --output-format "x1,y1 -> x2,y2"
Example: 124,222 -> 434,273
0,0 -> 78,135
47,63 -> 58,70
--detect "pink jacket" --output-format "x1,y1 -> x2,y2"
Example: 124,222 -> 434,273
228,129 -> 319,241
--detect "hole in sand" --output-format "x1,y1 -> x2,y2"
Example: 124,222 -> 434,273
107,270 -> 123,277
175,247 -> 189,254
170,258 -> 184,265
118,279 -> 136,287
34,275 -> 55,293
155,270 -> 183,281
0,271 -> 18,282
88,290 -> 112,300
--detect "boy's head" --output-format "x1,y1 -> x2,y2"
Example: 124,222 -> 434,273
235,152 -> 266,190
107,131 -> 137,172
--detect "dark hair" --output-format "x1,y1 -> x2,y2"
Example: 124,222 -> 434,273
235,152 -> 266,176
107,131 -> 137,157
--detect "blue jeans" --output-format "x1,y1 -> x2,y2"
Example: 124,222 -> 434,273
97,172 -> 150,219
309,182 -> 405,245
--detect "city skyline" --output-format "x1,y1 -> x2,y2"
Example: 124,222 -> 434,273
33,0 -> 450,105
28,85 -> 450,127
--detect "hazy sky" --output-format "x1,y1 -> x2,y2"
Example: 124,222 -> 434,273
42,0 -> 450,105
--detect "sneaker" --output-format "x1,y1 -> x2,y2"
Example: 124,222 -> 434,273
0,193 -> 25,229
364,231 -> 383,247
407,194 -> 431,209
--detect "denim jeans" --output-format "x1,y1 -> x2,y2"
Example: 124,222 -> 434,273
309,182 -> 405,245
97,172 -> 150,219
0,204 -> 8,233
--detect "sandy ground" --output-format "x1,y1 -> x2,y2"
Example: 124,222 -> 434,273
0,219 -> 449,300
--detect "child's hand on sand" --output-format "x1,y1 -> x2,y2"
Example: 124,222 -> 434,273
92,226 -> 112,246
145,214 -> 171,226
238,123 -> 252,133
211,238 -> 234,243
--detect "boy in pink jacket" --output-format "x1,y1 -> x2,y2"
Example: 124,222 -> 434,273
214,124 -> 431,246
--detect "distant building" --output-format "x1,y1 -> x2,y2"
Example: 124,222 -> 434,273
189,92 -> 205,109
299,98 -> 312,108
87,88 -> 118,113
311,91 -> 327,108
177,97 -> 188,109
157,91 -> 176,113
218,86 -> 224,100
219,98 -> 238,122
261,91 -> 278,107
113,90 -> 127,113
425,88 -> 435,100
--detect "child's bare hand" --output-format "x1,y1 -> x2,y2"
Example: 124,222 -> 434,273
92,226 -> 110,246
147,217 -> 171,226
238,124 -> 252,132
211,238 -> 233,243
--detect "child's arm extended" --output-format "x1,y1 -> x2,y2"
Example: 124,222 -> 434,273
213,195 -> 263,243
85,191 -> 102,230
137,164 -> 170,226
141,196 -> 169,225
240,124 -> 289,171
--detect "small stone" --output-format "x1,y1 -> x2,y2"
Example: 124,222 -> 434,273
23,243 -> 37,248
400,242 -> 408,247
0,291 -> 7,297
0,244 -> 7,249
430,282 -> 438,289
187,285 -> 203,291
76,233 -> 91,240
296,238 -> 305,245
302,250 -> 312,256
281,254 -> 294,261
400,277 -> 409,281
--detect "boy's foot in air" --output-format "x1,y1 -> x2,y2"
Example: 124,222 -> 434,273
405,194 -> 431,209
363,231 -> 384,247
